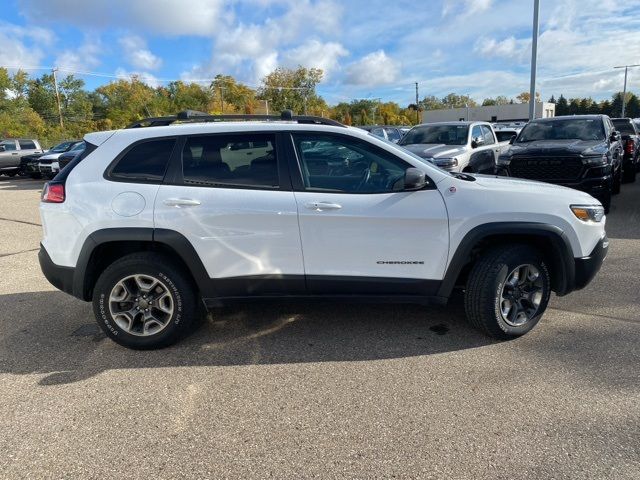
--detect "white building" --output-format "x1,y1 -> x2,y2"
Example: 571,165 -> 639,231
422,102 -> 555,123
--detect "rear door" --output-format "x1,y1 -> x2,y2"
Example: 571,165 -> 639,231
154,132 -> 305,297
288,131 -> 449,296
0,140 -> 19,168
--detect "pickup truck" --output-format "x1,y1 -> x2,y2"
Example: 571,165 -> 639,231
398,121 -> 500,173
611,118 -> 639,183
0,139 -> 43,176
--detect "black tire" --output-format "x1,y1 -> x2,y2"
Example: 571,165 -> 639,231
623,162 -> 637,183
464,245 -> 551,340
92,252 -> 198,349
613,167 -> 622,194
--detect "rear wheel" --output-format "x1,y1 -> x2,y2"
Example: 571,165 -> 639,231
465,245 -> 551,339
93,253 -> 198,349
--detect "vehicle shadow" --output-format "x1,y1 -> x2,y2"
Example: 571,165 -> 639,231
606,180 -> 640,240
0,176 -> 46,191
0,290 -> 496,385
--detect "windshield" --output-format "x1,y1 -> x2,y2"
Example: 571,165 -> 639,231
399,124 -> 469,146
69,141 -> 85,151
518,119 -> 605,142
612,120 -> 636,135
369,133 -> 447,172
51,141 -> 76,153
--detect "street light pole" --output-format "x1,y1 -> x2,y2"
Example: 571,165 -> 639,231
528,0 -> 540,121
614,64 -> 640,117
52,67 -> 64,129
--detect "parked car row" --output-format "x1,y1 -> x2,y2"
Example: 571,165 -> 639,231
3,139 -> 85,179
397,114 -> 639,213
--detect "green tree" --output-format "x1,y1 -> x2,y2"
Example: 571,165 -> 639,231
556,94 -> 568,115
257,66 -> 324,115
441,93 -> 477,108
419,95 -> 444,110
95,77 -> 157,128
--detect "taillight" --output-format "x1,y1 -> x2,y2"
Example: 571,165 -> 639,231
625,139 -> 634,155
41,183 -> 65,203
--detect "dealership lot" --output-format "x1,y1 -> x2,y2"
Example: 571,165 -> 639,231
0,177 -> 639,478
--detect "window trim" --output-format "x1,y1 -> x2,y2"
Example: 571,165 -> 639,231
480,125 -> 496,145
104,136 -> 179,184
287,131 -> 436,194
164,131 -> 292,192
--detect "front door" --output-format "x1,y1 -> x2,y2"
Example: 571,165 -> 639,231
154,132 -> 305,297
288,132 -> 449,296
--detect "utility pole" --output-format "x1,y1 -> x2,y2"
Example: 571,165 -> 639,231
415,82 -> 420,124
528,0 -> 540,121
52,67 -> 64,129
614,64 -> 640,117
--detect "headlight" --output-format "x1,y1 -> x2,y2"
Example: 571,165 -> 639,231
583,154 -> 608,165
434,157 -> 458,168
570,205 -> 605,222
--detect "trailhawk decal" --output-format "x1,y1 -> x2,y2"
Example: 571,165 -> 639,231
377,261 -> 425,265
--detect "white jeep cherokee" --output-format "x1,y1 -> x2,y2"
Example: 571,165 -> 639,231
39,111 -> 608,349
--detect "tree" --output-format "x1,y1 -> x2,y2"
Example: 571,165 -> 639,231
419,95 -> 444,110
516,91 -> 541,104
626,94 -> 640,118
556,94 -> 568,115
95,77 -> 157,128
441,93 -> 477,108
210,75 -> 256,113
257,66 -> 324,115
548,95 -> 556,103
482,95 -> 510,106
611,92 -> 624,117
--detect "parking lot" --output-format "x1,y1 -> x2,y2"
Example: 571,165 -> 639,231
0,176 -> 638,479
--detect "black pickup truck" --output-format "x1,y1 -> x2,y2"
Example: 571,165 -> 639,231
611,118 -> 639,183
497,115 -> 623,212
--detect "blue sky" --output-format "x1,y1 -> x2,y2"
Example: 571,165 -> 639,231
2,0 -> 640,105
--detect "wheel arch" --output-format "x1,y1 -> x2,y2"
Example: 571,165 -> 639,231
73,228 -> 209,301
438,222 -> 576,299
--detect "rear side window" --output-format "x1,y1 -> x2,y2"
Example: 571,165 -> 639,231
612,120 -> 636,135
182,133 -> 278,188
19,140 -> 36,149
109,139 -> 175,182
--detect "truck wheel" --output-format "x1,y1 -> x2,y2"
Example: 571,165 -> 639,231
613,167 -> 622,194
599,188 -> 612,214
92,253 -> 198,349
465,245 -> 551,339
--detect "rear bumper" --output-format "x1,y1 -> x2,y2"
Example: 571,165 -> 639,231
39,245 -> 76,297
572,236 -> 608,291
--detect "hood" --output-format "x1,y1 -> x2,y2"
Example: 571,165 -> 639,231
470,174 -> 597,203
505,139 -> 606,157
39,152 -> 62,160
400,143 -> 466,159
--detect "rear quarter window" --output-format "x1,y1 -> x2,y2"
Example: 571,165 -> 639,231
108,138 -> 176,182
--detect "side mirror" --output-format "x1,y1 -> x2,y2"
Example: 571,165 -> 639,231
404,167 -> 427,191
0,145 -> 5,152
509,135 -> 517,144
471,136 -> 484,148
610,131 -> 621,142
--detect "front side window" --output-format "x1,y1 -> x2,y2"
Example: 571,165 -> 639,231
481,125 -> 495,145
292,133 -> 410,193
399,125 -> 469,146
182,134 -> 278,188
19,140 -> 36,149
471,125 -> 483,142
0,140 -> 17,151
110,138 -> 175,182
385,128 -> 402,142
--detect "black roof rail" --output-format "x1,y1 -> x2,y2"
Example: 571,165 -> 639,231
126,109 -> 345,129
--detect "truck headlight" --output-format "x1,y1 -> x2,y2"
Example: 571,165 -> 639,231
570,205 -> 605,222
583,154 -> 608,165
435,157 -> 458,168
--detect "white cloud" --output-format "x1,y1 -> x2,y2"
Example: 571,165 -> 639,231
55,38 -> 102,71
18,0 -> 224,36
282,40 -> 348,79
114,68 -> 160,88
344,50 -> 400,86
474,36 -> 530,63
0,22 -> 53,68
442,0 -> 493,17
119,35 -> 162,70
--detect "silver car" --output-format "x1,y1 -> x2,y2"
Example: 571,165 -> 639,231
398,121 -> 501,173
0,138 -> 43,176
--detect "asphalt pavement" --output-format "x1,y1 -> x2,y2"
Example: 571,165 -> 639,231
0,176 -> 638,479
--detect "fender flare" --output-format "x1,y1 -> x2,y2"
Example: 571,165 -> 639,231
437,222 -> 576,298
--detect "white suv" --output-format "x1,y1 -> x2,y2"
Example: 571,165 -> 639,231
39,111 -> 608,349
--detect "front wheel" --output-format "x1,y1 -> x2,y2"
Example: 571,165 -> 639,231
93,253 -> 198,349
465,245 -> 551,339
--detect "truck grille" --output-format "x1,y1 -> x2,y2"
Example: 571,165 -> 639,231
509,157 -> 583,181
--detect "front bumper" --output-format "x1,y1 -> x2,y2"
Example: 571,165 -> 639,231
39,245 -> 75,297
573,235 -> 609,291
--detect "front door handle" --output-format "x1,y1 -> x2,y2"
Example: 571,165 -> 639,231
305,201 -> 342,211
163,198 -> 201,208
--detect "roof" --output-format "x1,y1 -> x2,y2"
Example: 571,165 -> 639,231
531,115 -> 605,122
414,121 -> 489,127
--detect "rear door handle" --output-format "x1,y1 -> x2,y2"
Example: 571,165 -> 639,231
163,198 -> 201,208
305,201 -> 342,211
